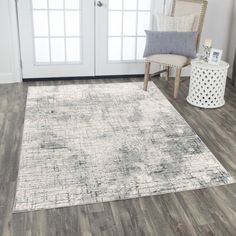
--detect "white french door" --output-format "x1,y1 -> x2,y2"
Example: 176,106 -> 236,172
95,0 -> 153,75
18,0 -> 163,79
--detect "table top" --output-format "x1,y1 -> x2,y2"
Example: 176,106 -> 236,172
191,59 -> 229,70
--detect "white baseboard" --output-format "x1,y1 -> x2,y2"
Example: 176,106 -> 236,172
0,73 -> 21,84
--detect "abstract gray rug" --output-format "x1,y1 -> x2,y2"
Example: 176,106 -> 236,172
14,82 -> 234,212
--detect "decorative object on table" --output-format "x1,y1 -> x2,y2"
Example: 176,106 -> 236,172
143,0 -> 208,99
208,48 -> 223,65
143,31 -> 197,58
204,38 -> 212,47
14,82 -> 234,212
198,38 -> 212,62
187,59 -> 229,108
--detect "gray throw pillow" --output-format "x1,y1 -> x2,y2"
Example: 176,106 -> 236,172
143,31 -> 197,58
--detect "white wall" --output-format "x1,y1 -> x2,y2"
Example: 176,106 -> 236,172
227,1 -> 236,78
0,0 -> 21,84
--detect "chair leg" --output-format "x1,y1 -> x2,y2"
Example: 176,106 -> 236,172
174,68 -> 182,99
166,66 -> 170,81
143,61 -> 151,91
232,49 -> 236,86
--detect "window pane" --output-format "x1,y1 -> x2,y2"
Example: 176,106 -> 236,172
123,37 -> 135,60
65,11 -> 80,36
66,38 -> 80,62
50,38 -> 65,62
49,11 -> 64,36
124,0 -> 137,10
138,0 -> 151,10
137,12 -> 150,36
33,11 -> 48,36
108,11 -> 122,36
34,38 -> 50,63
123,12 -> 136,36
109,0 -> 122,10
32,0 -> 47,9
65,0 -> 80,9
108,37 -> 121,61
136,37 -> 146,60
48,0 -> 63,9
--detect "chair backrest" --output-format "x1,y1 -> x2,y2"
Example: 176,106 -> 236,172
171,0 -> 208,50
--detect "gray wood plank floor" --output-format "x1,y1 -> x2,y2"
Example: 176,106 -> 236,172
0,77 -> 236,236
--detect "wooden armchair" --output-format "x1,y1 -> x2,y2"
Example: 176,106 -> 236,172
143,0 -> 208,98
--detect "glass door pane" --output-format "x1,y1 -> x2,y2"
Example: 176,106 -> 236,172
31,0 -> 81,64
107,0 -> 152,63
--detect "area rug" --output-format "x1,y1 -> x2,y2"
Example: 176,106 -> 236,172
14,82 -> 235,212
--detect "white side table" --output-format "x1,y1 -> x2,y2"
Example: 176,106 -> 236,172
187,60 -> 229,108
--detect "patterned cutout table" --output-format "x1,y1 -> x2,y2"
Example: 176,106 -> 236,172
187,60 -> 229,108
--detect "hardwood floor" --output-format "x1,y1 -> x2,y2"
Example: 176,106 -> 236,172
0,77 -> 236,236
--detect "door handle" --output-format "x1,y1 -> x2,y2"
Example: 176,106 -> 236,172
97,1 -> 103,7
